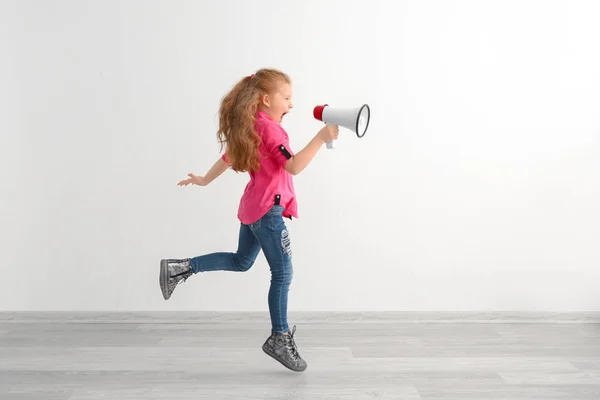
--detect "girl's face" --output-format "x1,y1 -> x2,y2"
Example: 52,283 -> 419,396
261,82 -> 293,124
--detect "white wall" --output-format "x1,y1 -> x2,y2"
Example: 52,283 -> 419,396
2,0 -> 599,312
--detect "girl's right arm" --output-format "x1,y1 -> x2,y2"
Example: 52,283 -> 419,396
285,125 -> 339,175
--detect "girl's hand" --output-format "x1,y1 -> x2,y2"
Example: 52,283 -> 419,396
317,124 -> 339,143
177,173 -> 208,187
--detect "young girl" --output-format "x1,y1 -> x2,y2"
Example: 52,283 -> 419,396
159,68 -> 338,372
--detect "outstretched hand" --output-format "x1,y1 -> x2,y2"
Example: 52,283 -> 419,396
177,173 -> 208,187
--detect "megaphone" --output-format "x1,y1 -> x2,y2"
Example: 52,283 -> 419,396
313,103 -> 370,149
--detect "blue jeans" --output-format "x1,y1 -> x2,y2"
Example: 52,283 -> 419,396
189,205 -> 293,334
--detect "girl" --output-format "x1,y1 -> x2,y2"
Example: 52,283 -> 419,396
159,68 -> 338,372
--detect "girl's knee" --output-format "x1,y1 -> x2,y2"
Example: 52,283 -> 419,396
234,255 -> 254,272
271,264 -> 293,284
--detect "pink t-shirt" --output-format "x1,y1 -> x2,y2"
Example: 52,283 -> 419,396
222,111 -> 298,225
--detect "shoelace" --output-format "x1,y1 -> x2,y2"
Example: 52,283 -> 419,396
284,325 -> 299,357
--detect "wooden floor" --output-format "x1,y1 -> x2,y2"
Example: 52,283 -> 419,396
2,312 -> 600,399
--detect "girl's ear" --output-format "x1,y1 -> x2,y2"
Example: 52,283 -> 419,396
261,94 -> 271,108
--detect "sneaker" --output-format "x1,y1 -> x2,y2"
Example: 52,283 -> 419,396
159,258 -> 193,300
262,325 -> 307,372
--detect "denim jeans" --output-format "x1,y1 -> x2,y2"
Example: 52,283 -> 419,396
189,205 -> 293,334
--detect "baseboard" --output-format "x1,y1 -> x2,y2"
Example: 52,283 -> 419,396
2,311 -> 600,323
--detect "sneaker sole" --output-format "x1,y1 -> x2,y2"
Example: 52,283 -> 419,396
159,260 -> 170,300
262,344 -> 307,372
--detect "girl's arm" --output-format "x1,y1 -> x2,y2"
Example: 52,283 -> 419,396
285,125 -> 339,175
204,157 -> 230,184
284,134 -> 324,176
178,157 -> 229,187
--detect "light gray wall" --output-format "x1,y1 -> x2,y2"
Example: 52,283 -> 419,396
2,0 -> 599,311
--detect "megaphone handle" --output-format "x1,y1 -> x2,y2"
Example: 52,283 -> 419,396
324,122 -> 335,149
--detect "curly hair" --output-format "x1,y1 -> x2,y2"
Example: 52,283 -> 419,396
217,68 -> 291,172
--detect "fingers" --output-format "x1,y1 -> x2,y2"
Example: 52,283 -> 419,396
329,125 -> 339,140
178,173 -> 195,186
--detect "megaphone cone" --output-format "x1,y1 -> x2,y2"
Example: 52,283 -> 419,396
313,104 -> 370,149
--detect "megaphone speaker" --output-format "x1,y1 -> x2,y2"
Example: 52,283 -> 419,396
313,103 -> 370,149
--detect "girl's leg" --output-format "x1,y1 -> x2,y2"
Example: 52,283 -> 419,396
252,208 -> 293,334
190,223 -> 261,273
255,205 -> 307,372
160,223 -> 260,300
